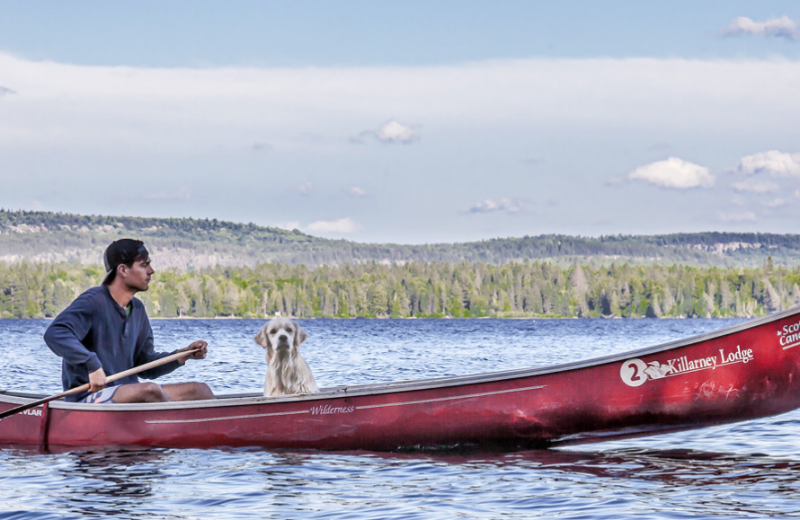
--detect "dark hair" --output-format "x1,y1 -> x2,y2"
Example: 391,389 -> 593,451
102,239 -> 150,285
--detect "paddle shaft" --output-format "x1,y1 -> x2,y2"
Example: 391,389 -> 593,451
0,348 -> 199,420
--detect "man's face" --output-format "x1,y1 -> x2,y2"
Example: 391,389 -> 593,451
121,257 -> 154,292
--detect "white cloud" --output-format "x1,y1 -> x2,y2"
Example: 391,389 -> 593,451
731,179 -> 779,193
376,121 -> 418,143
720,16 -> 798,40
467,198 -> 526,214
628,157 -> 714,189
298,181 -> 314,195
718,210 -> 757,222
306,217 -> 361,234
351,120 -> 419,145
767,198 -> 787,207
276,217 -> 362,235
737,150 -> 800,177
346,186 -> 367,196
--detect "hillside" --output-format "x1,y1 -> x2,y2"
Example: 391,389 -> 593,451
2,209 -> 800,269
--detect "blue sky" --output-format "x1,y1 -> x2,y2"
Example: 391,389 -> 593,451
1,1 -> 799,243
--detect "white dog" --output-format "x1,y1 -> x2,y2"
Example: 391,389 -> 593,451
254,318 -> 319,396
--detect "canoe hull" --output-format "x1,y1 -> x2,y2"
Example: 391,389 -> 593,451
3,308 -> 800,451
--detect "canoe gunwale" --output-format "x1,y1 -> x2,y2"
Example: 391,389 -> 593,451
2,306 -> 798,414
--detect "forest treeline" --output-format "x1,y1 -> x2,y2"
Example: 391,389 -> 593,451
2,259 -> 798,320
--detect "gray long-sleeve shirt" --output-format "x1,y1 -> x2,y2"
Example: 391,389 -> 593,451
44,285 -> 180,402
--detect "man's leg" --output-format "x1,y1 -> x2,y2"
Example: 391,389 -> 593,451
112,383 -> 170,403
162,382 -> 216,401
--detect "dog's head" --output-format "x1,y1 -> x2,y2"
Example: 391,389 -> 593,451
254,318 -> 307,361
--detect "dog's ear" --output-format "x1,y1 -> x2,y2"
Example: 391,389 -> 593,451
292,320 -> 307,347
254,325 -> 271,349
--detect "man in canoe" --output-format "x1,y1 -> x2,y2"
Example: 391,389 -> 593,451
44,239 -> 216,404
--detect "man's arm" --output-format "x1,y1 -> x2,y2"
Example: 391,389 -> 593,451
176,341 -> 208,364
43,295 -> 104,389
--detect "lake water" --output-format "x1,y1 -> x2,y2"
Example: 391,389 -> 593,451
3,317 -> 800,519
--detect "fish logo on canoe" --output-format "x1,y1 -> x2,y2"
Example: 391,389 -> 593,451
620,345 -> 754,387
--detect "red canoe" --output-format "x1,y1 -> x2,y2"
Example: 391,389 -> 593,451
3,307 -> 800,451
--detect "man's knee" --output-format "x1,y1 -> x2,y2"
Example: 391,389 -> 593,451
113,382 -> 169,403
190,383 -> 215,400
142,383 -> 169,402
163,382 -> 215,401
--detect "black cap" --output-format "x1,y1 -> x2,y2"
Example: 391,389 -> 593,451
102,239 -> 149,285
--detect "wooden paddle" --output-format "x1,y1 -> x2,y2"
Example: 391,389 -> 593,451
0,347 -> 200,420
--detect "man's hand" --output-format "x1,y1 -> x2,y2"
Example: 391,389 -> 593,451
177,340 -> 208,365
89,367 -> 107,393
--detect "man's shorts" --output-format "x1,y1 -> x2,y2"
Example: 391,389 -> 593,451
79,386 -> 120,404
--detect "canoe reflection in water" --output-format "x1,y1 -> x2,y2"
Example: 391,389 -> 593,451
9,443 -> 800,498
64,447 -> 166,499
4,442 -> 800,519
